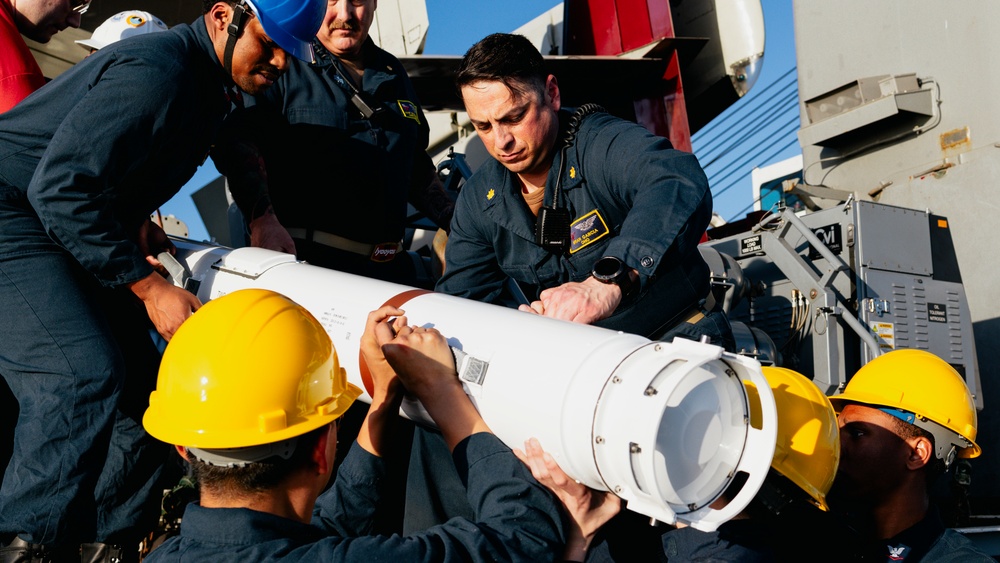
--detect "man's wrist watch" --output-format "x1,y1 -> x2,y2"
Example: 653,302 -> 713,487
591,256 -> 636,298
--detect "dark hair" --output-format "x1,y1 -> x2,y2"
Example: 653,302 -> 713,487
190,425 -> 328,496
456,33 -> 548,101
886,416 -> 947,482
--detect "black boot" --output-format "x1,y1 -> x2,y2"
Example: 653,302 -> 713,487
0,537 -> 74,563
79,544 -> 125,563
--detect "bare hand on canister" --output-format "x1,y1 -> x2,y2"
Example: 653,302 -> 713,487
357,306 -> 408,456
514,438 -> 622,562
360,306 -> 408,399
137,217 -> 177,275
131,217 -> 202,340
377,323 -> 491,450
128,273 -> 202,341
518,277 -> 622,324
249,208 -> 297,255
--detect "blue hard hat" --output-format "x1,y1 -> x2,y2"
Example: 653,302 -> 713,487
244,0 -> 324,63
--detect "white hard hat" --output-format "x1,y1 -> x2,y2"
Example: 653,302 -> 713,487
75,10 -> 168,51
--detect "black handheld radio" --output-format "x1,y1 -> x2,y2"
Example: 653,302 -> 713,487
536,104 -> 606,253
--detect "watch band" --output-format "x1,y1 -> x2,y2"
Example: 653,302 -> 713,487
592,256 -> 636,298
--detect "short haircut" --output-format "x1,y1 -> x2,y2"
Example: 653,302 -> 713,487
456,33 -> 548,102
885,415 -> 947,481
190,425 -> 328,496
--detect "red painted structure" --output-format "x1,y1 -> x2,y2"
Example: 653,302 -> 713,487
564,0 -> 693,152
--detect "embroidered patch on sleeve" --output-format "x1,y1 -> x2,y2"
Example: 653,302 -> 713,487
397,100 -> 420,124
569,209 -> 609,254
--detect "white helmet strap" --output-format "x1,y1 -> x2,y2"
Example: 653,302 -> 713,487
188,437 -> 298,468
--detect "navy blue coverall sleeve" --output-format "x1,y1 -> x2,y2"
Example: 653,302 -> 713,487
26,52 -> 192,288
577,115 -> 712,283
311,434 -> 566,562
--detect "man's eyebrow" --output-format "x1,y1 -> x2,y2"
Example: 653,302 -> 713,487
487,102 -> 530,124
505,98 -> 531,114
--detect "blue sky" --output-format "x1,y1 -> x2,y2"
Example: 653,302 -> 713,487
423,0 -> 561,54
159,0 -> 798,241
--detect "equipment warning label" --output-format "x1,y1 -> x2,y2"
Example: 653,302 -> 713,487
870,321 -> 895,350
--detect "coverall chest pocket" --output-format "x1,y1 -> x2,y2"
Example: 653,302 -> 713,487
499,245 -> 566,292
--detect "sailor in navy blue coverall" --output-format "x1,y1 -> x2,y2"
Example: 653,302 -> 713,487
419,34 -> 735,548
0,2 -> 315,557
437,108 -> 730,344
142,302 -> 607,563
215,0 -> 453,289
147,436 -> 566,563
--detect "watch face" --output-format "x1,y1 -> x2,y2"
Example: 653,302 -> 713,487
594,257 -> 623,279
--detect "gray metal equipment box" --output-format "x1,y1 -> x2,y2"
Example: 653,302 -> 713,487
704,200 -> 981,406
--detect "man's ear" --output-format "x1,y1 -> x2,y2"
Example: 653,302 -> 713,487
545,74 -> 561,111
312,425 -> 333,476
906,436 -> 934,471
207,2 -> 233,33
175,445 -> 191,462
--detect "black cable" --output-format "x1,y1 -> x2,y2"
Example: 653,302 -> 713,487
706,114 -> 800,192
720,137 -> 802,222
554,103 -> 605,208
699,90 -> 800,168
708,117 -> 801,198
692,66 -> 798,144
536,104 -> 606,254
694,76 -> 799,158
694,76 -> 799,156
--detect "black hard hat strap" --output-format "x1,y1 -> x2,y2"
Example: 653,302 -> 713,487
223,3 -> 250,77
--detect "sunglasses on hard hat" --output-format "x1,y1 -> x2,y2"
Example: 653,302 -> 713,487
70,0 -> 91,14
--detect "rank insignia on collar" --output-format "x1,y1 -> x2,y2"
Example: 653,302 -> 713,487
570,166 -> 576,179
487,188 -> 495,201
397,100 -> 420,124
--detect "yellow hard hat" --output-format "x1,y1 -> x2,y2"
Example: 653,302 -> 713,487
829,349 -> 980,460
754,367 -> 840,511
143,289 -> 361,449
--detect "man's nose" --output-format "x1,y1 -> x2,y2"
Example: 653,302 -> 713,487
272,48 -> 288,72
493,126 -> 514,150
332,2 -> 354,21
